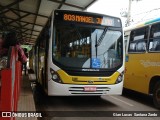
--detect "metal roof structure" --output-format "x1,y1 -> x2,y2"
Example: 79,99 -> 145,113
0,0 -> 97,45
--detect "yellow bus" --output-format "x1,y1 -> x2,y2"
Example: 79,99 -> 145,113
124,18 -> 160,108
30,10 -> 125,96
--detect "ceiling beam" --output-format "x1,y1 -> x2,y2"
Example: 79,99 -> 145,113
22,29 -> 29,34
10,25 -> 41,32
6,13 -> 30,25
0,0 -> 24,11
1,16 -> 44,27
58,0 -> 66,9
0,9 -> 10,16
0,3 -> 23,32
49,0 -> 84,10
0,4 -> 9,30
22,32 -> 38,37
24,37 -> 36,40
30,0 -> 42,42
10,8 -> 49,18
9,9 -> 20,17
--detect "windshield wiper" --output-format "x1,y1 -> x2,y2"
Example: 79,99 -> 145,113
95,33 -> 98,58
95,27 -> 108,58
96,27 -> 108,47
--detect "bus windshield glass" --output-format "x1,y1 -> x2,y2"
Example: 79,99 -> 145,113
52,23 -> 123,69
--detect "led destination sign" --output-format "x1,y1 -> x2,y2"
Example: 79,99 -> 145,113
54,10 -> 121,27
63,14 -> 114,26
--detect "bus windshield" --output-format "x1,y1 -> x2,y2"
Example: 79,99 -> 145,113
52,23 -> 123,69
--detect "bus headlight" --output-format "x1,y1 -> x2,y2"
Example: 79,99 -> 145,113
50,68 -> 63,83
115,72 -> 124,84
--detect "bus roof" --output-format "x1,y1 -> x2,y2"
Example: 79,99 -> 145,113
124,17 -> 160,32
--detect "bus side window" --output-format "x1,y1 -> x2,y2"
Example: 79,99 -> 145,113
149,23 -> 160,52
136,41 -> 146,52
128,31 -> 136,52
129,42 -> 136,52
155,44 -> 160,51
128,27 -> 148,53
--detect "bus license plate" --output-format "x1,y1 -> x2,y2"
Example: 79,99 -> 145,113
84,86 -> 96,92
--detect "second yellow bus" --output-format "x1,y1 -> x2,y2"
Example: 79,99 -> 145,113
124,18 -> 160,109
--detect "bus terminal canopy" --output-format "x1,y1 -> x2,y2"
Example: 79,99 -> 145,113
0,0 -> 97,45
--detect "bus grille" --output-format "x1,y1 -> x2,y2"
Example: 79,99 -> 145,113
69,87 -> 110,95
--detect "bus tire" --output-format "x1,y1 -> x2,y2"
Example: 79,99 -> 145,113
153,81 -> 160,109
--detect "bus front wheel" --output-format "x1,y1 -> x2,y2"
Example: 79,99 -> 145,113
153,81 -> 160,109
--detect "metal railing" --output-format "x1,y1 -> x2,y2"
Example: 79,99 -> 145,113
0,46 -> 22,120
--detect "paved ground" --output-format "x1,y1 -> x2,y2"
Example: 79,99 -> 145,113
17,74 -> 37,120
31,84 -> 160,120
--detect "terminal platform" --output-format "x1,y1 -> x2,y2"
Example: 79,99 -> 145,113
17,71 -> 37,120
